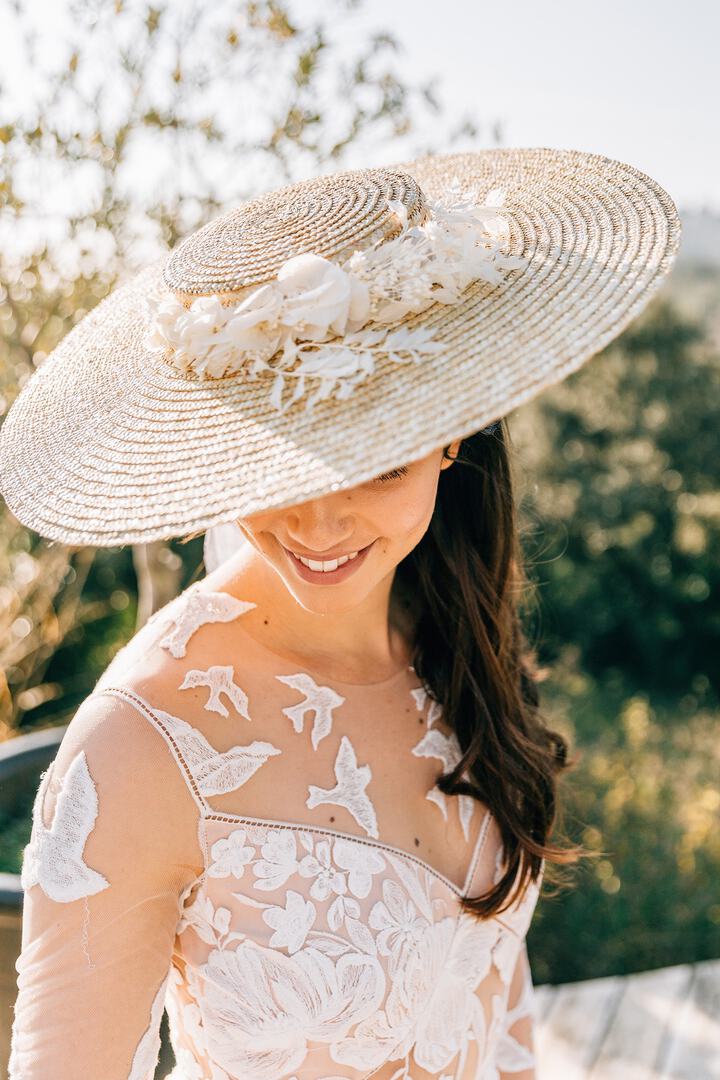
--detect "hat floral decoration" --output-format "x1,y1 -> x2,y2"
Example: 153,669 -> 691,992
145,179 -> 529,414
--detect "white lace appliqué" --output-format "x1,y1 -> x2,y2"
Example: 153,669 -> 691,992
275,672 -> 346,750
494,965 -> 537,1074
171,813 -> 538,1080
21,751 -> 110,903
306,735 -> 379,839
153,707 -> 280,797
128,968 -> 171,1080
410,688 -> 476,842
179,664 -> 252,721
410,684 -> 443,727
159,590 -> 256,658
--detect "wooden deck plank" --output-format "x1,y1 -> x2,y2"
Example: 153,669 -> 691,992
534,973 -> 625,1079
533,983 -> 557,1023
587,963 -> 695,1079
656,959 -> 720,1079
533,959 -> 720,1079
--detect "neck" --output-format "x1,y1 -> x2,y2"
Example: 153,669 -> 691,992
206,538 -> 412,683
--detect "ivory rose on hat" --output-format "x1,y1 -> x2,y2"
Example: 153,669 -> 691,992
145,180 -> 530,407
222,284 -> 284,356
276,253 -> 371,340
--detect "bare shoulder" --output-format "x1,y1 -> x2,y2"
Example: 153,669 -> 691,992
92,584 -> 199,695
36,685 -> 207,886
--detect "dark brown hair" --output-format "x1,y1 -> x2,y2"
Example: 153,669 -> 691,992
392,421 -> 590,919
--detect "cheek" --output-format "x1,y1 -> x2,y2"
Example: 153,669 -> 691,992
236,512 -> 279,550
374,486 -> 438,551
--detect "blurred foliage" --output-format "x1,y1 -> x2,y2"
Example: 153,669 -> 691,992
526,656 -> 720,981
1,0 -> 718,987
510,288 -> 720,979
513,296 -> 719,699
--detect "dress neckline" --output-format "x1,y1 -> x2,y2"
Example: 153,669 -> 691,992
202,807 -> 494,899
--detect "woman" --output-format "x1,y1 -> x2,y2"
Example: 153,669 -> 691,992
1,149 -> 680,1079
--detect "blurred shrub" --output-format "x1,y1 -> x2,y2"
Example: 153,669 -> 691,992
512,288 -> 720,979
514,293 -> 719,697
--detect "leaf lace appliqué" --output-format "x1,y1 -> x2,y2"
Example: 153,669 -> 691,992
153,707 -> 280,797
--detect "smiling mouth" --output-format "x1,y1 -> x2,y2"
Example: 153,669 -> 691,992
282,541 -> 374,582
291,549 -> 360,572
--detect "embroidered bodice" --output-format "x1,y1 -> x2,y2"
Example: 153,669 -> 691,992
10,578 -> 542,1080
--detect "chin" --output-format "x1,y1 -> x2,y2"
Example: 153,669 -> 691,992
286,581 -> 369,616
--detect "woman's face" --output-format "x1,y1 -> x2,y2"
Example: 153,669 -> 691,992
235,441 -> 460,615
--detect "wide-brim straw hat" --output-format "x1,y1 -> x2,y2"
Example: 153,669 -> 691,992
0,147 -> 681,548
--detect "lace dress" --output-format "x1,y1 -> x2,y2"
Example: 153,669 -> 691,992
10,579 -> 543,1080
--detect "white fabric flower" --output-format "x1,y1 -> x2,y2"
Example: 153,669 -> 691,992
327,893 -> 362,932
145,182 -> 528,412
220,283 -> 284,356
263,890 -> 316,953
368,879 -> 428,976
177,893 -> 232,946
332,838 -> 385,899
253,829 -> 299,891
276,254 -> 371,340
299,838 -> 347,901
208,828 -> 255,879
400,913 -> 500,1074
199,939 -> 386,1080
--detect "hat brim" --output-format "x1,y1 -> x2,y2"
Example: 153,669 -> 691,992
0,147 -> 681,546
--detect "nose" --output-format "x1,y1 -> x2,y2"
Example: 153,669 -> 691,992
283,495 -> 356,555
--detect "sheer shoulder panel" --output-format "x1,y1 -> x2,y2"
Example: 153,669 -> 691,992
9,689 -> 207,1080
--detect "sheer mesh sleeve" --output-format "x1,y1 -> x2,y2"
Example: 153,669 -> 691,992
8,690 -> 206,1080
496,940 -> 537,1079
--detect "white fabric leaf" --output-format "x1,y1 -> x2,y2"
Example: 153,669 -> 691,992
345,917 -> 377,956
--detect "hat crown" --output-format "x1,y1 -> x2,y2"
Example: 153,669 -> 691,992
163,167 -> 429,298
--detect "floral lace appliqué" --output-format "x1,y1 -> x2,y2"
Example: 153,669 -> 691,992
168,809 -> 542,1079
21,751 -> 110,903
275,672 -> 346,750
306,735 -> 379,839
179,664 -> 252,721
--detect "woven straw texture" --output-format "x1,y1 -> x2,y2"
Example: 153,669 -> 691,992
0,147 -> 681,547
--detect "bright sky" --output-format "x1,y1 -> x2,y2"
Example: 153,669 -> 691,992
340,0 -> 719,214
0,0 -> 715,239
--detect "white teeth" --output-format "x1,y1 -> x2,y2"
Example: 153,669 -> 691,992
293,549 -> 362,572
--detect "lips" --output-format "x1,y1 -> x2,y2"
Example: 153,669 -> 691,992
293,549 -> 360,572
282,540 -> 374,584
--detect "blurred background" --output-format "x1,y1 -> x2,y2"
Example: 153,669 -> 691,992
0,0 -> 718,1037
